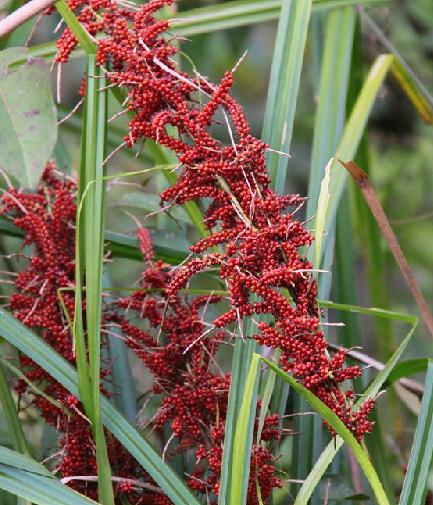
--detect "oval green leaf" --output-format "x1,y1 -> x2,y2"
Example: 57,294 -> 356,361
0,47 -> 57,189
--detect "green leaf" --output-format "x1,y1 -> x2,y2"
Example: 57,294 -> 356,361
171,0 -> 388,37
0,356 -> 64,412
76,55 -> 114,505
0,447 -> 49,477
0,447 -> 97,504
218,338 -> 257,505
387,359 -> 427,385
262,0 -> 312,193
318,300 -> 417,324
399,361 -> 433,505
293,312 -> 417,505
230,353 -> 260,505
0,468 -> 98,505
0,47 -> 57,188
312,54 -> 394,266
313,158 -> 331,268
0,361 -> 29,456
306,6 -> 356,220
262,357 -> 390,505
256,350 -> 280,446
0,309 -> 202,505
390,57 -> 433,124
55,0 -> 96,54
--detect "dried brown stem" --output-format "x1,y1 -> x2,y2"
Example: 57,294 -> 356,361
328,342 -> 423,395
0,0 -> 55,38
341,159 -> 433,340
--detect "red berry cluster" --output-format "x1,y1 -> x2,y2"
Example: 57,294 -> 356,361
54,0 -> 373,440
0,165 -> 170,504
113,227 -> 283,504
0,165 -> 99,497
2,164 -> 283,502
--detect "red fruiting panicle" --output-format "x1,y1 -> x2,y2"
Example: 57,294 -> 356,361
114,229 -> 283,503
53,0 -> 371,441
10,0 -> 377,502
54,0 -> 373,433
1,165 -> 170,504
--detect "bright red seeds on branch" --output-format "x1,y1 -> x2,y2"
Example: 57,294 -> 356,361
0,165 -> 168,504
58,0 -> 372,440
47,0 -> 376,500
114,228 -> 283,504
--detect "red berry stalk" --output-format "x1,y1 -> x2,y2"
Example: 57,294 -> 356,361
53,0 -> 373,440
113,227 -> 283,503
0,165 -> 172,504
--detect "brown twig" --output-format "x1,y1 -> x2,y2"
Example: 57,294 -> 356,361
0,0 -> 55,38
341,159 -> 433,340
328,342 -> 424,395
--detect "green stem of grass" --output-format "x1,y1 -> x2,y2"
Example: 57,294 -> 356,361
74,55 -> 115,504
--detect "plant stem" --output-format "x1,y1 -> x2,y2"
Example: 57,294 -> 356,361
0,0 -> 55,38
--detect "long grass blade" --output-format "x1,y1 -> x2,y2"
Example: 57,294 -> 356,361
293,312 -> 417,504
390,58 -> 433,124
230,353 -> 260,505
0,446 -> 51,477
263,356 -> 390,505
313,158 -> 331,268
219,337 -> 257,505
0,446 -> 98,504
387,359 -> 427,384
0,362 -> 30,456
0,470 -> 98,505
81,55 -> 114,504
399,361 -> 433,505
171,0 -> 387,37
310,54 -> 393,268
262,0 -> 312,193
306,6 -> 356,219
54,0 -> 96,54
